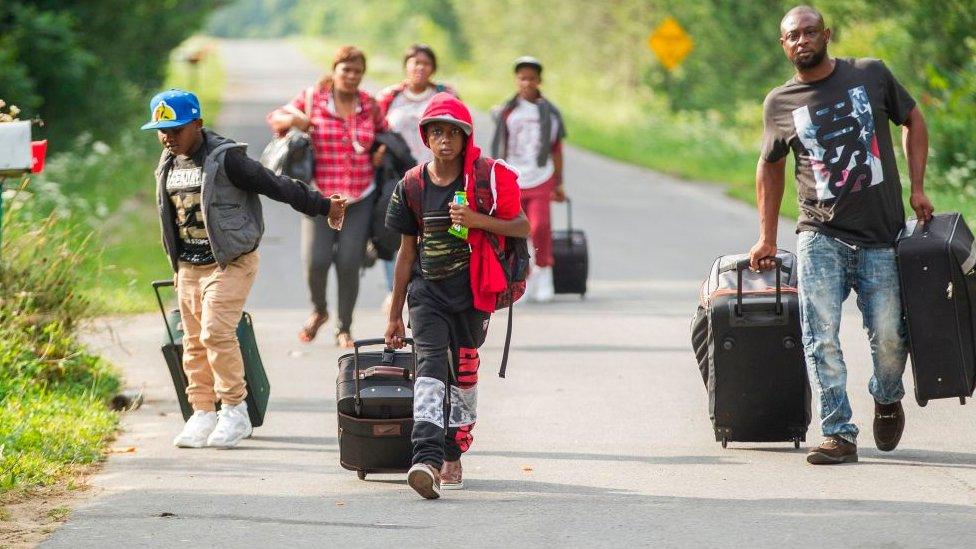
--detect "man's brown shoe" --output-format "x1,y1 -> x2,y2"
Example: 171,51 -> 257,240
873,400 -> 905,452
806,435 -> 858,464
407,462 -> 441,499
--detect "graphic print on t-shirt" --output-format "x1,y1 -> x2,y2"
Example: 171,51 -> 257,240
792,85 -> 882,202
505,98 -> 557,188
167,165 -> 214,264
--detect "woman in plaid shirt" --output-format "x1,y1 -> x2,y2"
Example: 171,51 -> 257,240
269,45 -> 388,347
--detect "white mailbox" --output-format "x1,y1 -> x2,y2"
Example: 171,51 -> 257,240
0,121 -> 32,175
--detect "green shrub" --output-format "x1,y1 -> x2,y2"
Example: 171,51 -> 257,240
0,186 -> 120,492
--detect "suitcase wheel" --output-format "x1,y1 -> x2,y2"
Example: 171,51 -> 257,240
918,398 -> 928,407
721,438 -> 728,449
960,397 -> 967,405
357,470 -> 367,480
793,437 -> 800,449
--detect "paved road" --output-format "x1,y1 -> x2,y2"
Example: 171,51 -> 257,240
48,40 -> 976,548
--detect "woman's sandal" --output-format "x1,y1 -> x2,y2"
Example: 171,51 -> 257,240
298,312 -> 328,343
335,331 -> 355,349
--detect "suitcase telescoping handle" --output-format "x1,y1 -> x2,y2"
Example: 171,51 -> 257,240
564,196 -> 574,233
152,279 -> 178,347
352,337 -> 416,416
734,257 -> 783,316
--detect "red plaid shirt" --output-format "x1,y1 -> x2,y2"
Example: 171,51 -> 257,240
290,88 -> 387,201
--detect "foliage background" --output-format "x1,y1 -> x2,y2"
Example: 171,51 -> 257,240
210,0 -> 976,216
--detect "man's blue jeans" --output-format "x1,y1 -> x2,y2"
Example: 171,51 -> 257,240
797,231 -> 908,443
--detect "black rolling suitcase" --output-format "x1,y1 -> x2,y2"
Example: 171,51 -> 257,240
692,252 -> 811,448
336,338 -> 416,480
152,280 -> 271,427
896,213 -> 976,406
552,198 -> 588,296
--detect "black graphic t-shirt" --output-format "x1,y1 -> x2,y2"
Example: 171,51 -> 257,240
166,143 -> 214,264
761,58 -> 916,246
386,167 -> 473,311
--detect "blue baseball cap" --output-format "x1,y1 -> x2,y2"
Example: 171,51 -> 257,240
140,89 -> 201,130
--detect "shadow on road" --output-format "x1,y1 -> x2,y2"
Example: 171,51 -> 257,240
862,448 -> 976,470
249,435 -> 337,446
473,450 -> 744,466
48,488 -> 976,546
512,344 -> 690,353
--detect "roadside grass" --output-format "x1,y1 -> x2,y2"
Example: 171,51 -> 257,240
0,210 -> 120,492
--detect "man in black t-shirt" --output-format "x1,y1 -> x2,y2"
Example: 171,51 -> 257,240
748,6 -> 933,465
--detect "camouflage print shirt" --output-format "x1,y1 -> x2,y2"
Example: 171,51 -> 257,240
386,168 -> 473,312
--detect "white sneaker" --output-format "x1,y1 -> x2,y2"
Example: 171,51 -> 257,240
534,266 -> 555,302
206,401 -> 252,449
524,267 -> 540,303
173,410 -> 217,448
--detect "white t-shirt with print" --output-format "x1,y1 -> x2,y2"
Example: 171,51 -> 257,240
504,97 -> 560,189
386,87 -> 438,165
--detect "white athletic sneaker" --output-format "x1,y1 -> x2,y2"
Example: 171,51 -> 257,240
173,410 -> 218,448
534,266 -> 555,302
206,401 -> 252,449
524,267 -> 540,303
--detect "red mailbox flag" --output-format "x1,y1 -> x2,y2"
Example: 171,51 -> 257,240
31,140 -> 47,173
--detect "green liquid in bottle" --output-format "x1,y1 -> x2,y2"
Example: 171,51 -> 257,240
448,191 -> 469,240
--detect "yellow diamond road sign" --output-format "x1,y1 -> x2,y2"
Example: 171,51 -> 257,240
648,17 -> 693,71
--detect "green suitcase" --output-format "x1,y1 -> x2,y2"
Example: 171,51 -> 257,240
152,280 -> 270,427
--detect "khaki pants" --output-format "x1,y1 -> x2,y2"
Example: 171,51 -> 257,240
176,251 -> 259,412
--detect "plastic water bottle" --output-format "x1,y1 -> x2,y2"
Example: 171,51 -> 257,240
448,191 -> 469,240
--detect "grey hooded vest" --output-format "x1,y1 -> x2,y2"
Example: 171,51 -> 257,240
155,129 -> 264,271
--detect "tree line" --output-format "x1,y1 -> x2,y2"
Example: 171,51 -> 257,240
0,1 -> 223,151
209,0 -> 976,187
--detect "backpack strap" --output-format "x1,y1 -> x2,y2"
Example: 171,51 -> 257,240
376,83 -> 404,116
402,164 -> 426,233
498,305 -> 514,378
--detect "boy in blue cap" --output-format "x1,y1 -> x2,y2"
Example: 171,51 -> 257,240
143,89 -> 347,448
